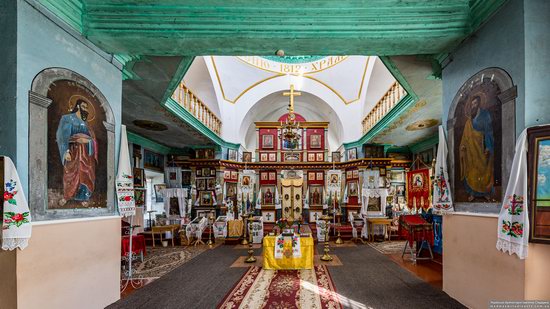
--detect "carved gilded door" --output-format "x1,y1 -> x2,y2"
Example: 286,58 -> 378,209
281,178 -> 303,221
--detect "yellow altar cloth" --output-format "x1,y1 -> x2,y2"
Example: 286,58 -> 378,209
262,235 -> 314,270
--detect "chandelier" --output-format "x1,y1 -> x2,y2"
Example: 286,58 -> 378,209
279,84 -> 301,150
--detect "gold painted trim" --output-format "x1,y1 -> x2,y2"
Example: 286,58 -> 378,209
255,121 -> 329,128
236,56 -> 349,75
211,56 -> 284,104
211,56 -> 370,105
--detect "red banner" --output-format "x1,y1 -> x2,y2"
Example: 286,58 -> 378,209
407,168 -> 431,210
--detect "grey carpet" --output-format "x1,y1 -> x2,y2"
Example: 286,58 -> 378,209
327,245 -> 465,309
108,244 -> 464,309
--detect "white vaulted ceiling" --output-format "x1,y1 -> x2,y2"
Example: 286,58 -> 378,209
182,55 -> 397,149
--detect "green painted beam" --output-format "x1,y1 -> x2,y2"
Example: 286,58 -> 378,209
160,56 -> 194,105
38,0 -> 84,33
127,130 -> 184,155
343,94 -> 416,150
161,98 -> 240,151
69,0 -> 502,56
113,54 -> 143,80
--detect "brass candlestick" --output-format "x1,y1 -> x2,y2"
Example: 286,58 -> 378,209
245,213 -> 257,263
207,214 -> 214,248
320,215 -> 333,261
241,214 -> 249,245
335,223 -> 344,245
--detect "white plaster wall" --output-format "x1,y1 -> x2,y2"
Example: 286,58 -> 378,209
182,56 -> 221,118
362,57 -> 396,117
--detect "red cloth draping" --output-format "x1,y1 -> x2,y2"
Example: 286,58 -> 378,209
406,168 -> 431,210
121,235 -> 146,257
399,215 -> 433,246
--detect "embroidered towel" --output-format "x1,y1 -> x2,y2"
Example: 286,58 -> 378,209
496,129 -> 529,259
2,157 -> 32,250
116,125 -> 136,217
433,126 -> 454,214
274,235 -> 301,259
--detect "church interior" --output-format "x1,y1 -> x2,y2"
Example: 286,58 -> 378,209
1,1 -> 550,308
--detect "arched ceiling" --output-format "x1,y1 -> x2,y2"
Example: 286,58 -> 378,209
199,55 -> 380,146
239,91 -> 344,152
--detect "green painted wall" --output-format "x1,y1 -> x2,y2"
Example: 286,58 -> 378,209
0,0 -> 18,161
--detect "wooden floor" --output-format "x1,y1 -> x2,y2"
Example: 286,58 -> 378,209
388,252 -> 443,289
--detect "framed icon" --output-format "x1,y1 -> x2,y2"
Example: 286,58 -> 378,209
316,152 -> 324,162
310,134 -> 322,149
200,191 -> 213,206
307,153 -> 315,162
197,179 -> 206,190
309,186 -> 323,205
316,172 -> 324,181
269,172 -> 276,181
228,149 -> 237,161
348,148 -> 357,160
262,134 -> 274,149
268,153 -> 277,162
260,153 -> 268,162
332,151 -> 341,163
262,186 -> 275,205
133,168 -> 145,188
207,178 -> 216,190
243,152 -> 252,162
308,172 -> 315,181
231,171 -> 238,180
261,172 -> 268,181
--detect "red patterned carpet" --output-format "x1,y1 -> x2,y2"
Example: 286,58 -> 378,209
218,265 -> 342,309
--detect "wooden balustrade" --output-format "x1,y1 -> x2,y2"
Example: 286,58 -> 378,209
171,83 -> 222,135
362,81 -> 406,134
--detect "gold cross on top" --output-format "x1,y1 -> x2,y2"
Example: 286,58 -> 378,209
283,84 -> 301,113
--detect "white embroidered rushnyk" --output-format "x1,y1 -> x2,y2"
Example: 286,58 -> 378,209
2,156 -> 32,250
433,126 -> 454,214
496,129 -> 529,259
116,125 -> 136,217
274,235 -> 301,259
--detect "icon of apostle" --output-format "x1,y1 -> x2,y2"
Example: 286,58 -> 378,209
56,99 -> 97,201
459,95 -> 494,202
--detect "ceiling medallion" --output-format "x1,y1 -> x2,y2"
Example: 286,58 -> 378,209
132,120 -> 168,131
405,119 -> 439,131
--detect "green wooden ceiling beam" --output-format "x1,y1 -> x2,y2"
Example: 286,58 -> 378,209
34,0 -> 510,56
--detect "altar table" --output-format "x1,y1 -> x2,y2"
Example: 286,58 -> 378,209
367,217 -> 393,241
262,235 -> 314,270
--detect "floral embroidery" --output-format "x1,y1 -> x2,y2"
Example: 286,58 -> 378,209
3,212 -> 30,229
434,170 -> 450,203
502,220 -> 523,238
3,179 -> 31,229
118,195 -> 134,202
